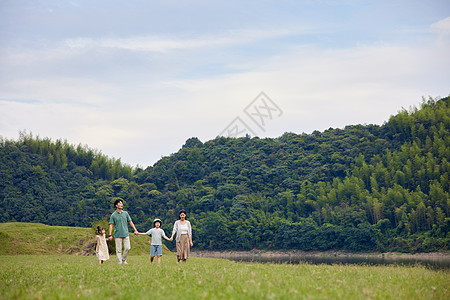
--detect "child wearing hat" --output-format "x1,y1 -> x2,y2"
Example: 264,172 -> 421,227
137,219 -> 172,264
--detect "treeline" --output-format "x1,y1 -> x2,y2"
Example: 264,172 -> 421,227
0,133 -> 135,225
0,96 -> 449,252
16,132 -> 135,180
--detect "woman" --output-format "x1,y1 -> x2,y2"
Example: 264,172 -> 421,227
170,210 -> 193,263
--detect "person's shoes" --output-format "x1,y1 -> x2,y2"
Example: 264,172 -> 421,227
122,261 -> 128,265
118,261 -> 122,264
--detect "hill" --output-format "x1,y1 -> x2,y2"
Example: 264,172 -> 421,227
0,222 -> 172,256
0,96 -> 449,253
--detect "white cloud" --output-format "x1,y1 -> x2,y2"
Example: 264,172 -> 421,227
2,37 -> 448,167
62,29 -> 296,53
158,41 -> 450,138
430,17 -> 450,35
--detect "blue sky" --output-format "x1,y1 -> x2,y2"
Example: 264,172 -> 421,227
1,0 -> 449,167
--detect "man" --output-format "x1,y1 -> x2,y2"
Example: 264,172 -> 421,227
107,198 -> 138,264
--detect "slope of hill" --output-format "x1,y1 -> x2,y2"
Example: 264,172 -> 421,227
0,222 -> 172,255
0,96 -> 449,253
0,222 -> 95,255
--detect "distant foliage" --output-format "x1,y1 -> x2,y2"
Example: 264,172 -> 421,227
0,96 -> 449,252
0,133 -> 134,226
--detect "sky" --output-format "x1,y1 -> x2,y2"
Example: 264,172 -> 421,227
1,0 -> 449,168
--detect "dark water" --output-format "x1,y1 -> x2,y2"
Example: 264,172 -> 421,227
223,255 -> 450,270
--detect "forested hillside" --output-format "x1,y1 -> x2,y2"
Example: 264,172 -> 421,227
1,97 -> 449,252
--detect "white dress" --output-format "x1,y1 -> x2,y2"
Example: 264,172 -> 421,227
96,235 -> 110,261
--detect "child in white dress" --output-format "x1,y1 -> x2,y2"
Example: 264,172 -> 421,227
96,226 -> 110,264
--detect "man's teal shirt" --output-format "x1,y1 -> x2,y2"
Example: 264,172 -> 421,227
109,210 -> 132,238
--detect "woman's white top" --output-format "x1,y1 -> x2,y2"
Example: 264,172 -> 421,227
180,223 -> 189,235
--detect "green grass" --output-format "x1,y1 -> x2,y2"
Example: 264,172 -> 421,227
0,222 -> 172,255
0,255 -> 448,299
1,223 -> 448,299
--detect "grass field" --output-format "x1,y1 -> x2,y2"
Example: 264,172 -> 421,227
0,255 -> 448,299
1,222 -> 449,299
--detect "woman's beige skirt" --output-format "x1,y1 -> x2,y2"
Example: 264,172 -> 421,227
176,234 -> 190,260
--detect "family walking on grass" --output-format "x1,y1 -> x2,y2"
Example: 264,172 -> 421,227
96,198 -> 193,265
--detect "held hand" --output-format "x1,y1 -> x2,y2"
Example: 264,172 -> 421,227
169,237 -> 173,241
134,231 -> 139,235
